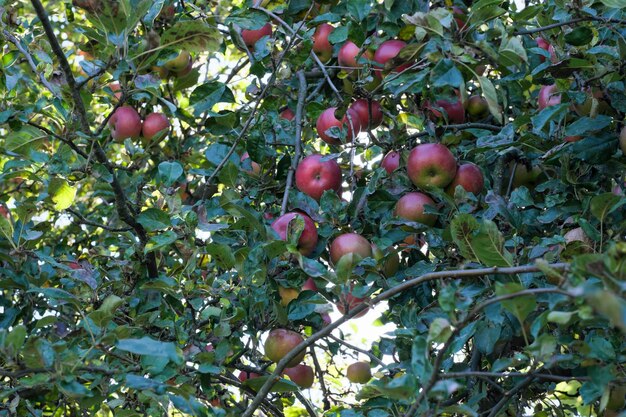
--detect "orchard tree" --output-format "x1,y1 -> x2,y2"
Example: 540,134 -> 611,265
1,0 -> 626,416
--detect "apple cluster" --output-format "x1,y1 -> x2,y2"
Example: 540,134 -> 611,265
108,106 -> 170,144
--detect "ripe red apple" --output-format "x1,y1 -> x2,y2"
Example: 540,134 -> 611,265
295,154 -> 342,201
312,23 -> 334,63
536,37 -> 557,63
280,108 -> 295,121
329,233 -> 373,265
538,84 -> 561,110
381,150 -> 400,174
302,277 -> 318,292
620,126 -> 626,154
142,112 -> 170,142
467,95 -> 489,120
271,212 -> 318,256
241,23 -> 272,49
445,163 -> 484,195
164,50 -> 191,72
278,286 -> 300,306
407,143 -> 457,188
346,361 -> 372,383
428,99 -> 466,124
349,99 -> 383,129
337,291 -> 368,318
109,105 -> 142,141
374,40 -> 409,76
316,107 -> 362,144
108,82 -> 122,101
283,364 -> 314,388
238,371 -> 261,382
394,192 -> 437,226
0,205 -> 9,219
338,41 -> 372,69
264,329 -> 306,367
241,152 -> 261,176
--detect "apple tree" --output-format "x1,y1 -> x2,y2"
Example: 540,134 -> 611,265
0,0 -> 625,416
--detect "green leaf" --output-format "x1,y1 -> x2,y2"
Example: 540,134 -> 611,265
190,82 -> 235,116
499,36 -> 527,66
4,125 -> 47,155
564,115 -> 612,136
158,161 -> 183,186
590,193 -> 621,222
495,282 -> 536,324
117,337 -> 182,365
600,0 -> 626,8
125,374 -> 167,394
564,26 -> 593,46
427,318 -> 452,344
531,103 -> 569,133
430,59 -> 464,88
206,243 -> 236,269
144,230 -> 178,253
0,214 -> 14,245
160,20 -> 222,53
23,337 -> 56,368
478,76 -> 502,123
48,178 -> 76,211
347,0 -> 372,22
450,214 -> 513,267
137,208 -> 171,232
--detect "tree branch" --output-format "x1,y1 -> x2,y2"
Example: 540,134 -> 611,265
328,334 -> 385,367
67,208 -> 133,232
310,347 -> 332,411
513,16 -> 626,36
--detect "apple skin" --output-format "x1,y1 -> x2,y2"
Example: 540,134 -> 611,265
142,112 -> 170,142
374,40 -> 409,76
337,292 -> 368,318
407,143 -> 457,189
164,50 -> 191,72
394,192 -> 437,226
511,163 -> 542,189
536,37 -> 557,63
349,99 -> 383,129
381,151 -> 401,174
428,99 -> 466,124
0,205 -> 9,219
278,286 -> 300,306
302,277 -> 318,292
312,23 -> 334,63
295,154 -> 342,201
346,361 -> 372,384
241,152 -> 261,176
538,84 -> 561,110
271,212 -> 318,256
109,105 -> 142,141
467,95 -> 489,120
283,364 -> 314,388
108,82 -> 122,101
316,107 -> 362,144
620,126 -> 626,154
338,41 -> 372,69
329,232 -> 373,265
241,23 -> 272,49
280,108 -> 295,121
264,329 -> 306,367
238,371 -> 261,382
445,163 -> 484,195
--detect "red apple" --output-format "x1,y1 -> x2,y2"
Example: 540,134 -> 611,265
536,37 -> 557,64
381,151 -> 401,174
295,154 -> 342,201
337,292 -> 368,318
349,99 -> 383,129
467,95 -> 489,120
312,23 -> 334,63
241,23 -> 272,49
316,107 -> 362,145
0,205 -> 9,220
164,50 -> 191,72
238,371 -> 261,382
108,82 -> 122,101
142,112 -> 170,142
394,192 -> 437,226
338,41 -> 372,69
264,329 -> 306,367
346,361 -> 372,383
374,40 -> 409,76
302,277 -> 318,292
109,105 -> 142,141
428,99 -> 466,124
280,108 -> 295,121
271,212 -> 318,256
241,152 -> 261,176
407,143 -> 457,188
538,84 -> 561,110
283,364 -> 314,388
620,126 -> 626,154
445,163 -> 484,195
329,233 -> 372,265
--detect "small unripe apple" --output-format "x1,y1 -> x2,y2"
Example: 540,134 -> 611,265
381,151 -> 400,174
466,95 -> 489,120
241,23 -> 272,49
241,152 -> 261,176
394,192 -> 437,226
346,361 -> 372,383
564,227 -> 591,246
312,23 -> 334,63
283,364 -> 314,388
264,329 -> 306,367
329,233 -> 373,265
142,112 -> 170,142
278,286 -> 300,306
109,106 -> 142,141
164,50 -> 191,72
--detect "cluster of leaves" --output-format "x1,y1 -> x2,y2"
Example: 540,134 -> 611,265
0,0 -> 625,416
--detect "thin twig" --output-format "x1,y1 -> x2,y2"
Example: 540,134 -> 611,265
67,208 -> 133,232
328,334 -> 385,367
310,347 -> 331,411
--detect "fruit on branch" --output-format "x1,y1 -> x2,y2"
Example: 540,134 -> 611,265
241,152 -> 261,176
536,37 -> 557,63
238,371 -> 261,382
109,105 -> 142,141
164,50 -> 192,73
374,40 -> 409,76
452,6 -> 467,31
175,59 -> 194,77
572,87 -> 611,117
295,154 -> 342,201
0,204 -> 9,219
141,112 -> 170,142
467,95 -> 489,120
427,99 -> 466,124
280,108 -> 295,121
302,277 -> 318,292
346,361 -> 372,383
338,41 -> 373,70
312,23 -> 334,63
394,192 -> 437,226
108,82 -> 122,101
620,126 -> 626,154
278,286 -> 300,306
316,107 -> 362,144
329,233 -> 373,265
372,244 -> 400,277
336,291 -> 368,318
538,84 -> 561,110
445,163 -> 484,195
264,329 -> 306,367
407,143 -> 457,188
283,364 -> 314,388
271,212 -> 318,256
511,163 -> 543,189
349,98 -> 383,129
241,23 -> 272,49
381,150 -> 400,174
